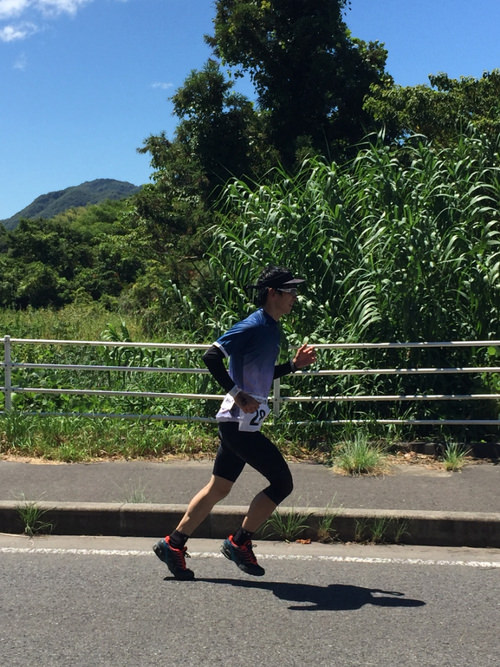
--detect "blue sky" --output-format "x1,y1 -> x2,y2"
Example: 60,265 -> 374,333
1,0 -> 499,220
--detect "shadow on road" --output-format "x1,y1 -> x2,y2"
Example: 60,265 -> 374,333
186,578 -> 426,611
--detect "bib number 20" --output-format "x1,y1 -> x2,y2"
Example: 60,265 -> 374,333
239,403 -> 270,432
250,408 -> 267,427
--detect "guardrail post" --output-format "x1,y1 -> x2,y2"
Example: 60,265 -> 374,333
4,335 -> 12,411
273,377 -> 281,417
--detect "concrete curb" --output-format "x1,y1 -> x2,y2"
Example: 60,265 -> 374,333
1,501 -> 499,548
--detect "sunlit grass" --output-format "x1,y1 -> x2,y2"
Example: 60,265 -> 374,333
331,432 -> 388,475
16,496 -> 54,536
441,439 -> 471,471
0,414 -> 219,462
0,302 -> 144,342
258,508 -> 311,542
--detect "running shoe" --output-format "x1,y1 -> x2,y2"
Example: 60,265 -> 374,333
153,536 -> 194,580
221,535 -> 265,576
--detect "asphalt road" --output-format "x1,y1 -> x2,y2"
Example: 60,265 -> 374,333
1,536 -> 499,667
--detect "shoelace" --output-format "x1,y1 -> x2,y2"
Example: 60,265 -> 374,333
239,540 -> 258,564
172,544 -> 191,569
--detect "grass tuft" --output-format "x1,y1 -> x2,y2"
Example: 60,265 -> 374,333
258,508 -> 311,542
16,498 -> 54,537
354,517 -> 410,544
441,440 -> 471,471
316,506 -> 341,543
331,432 -> 388,475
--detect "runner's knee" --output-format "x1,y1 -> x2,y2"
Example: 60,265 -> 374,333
207,475 -> 233,502
265,470 -> 293,505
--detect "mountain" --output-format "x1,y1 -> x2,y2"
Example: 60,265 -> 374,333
1,179 -> 142,230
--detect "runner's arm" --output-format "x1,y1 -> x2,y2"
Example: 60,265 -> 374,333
274,360 -> 296,378
203,345 -> 258,412
202,345 -> 236,393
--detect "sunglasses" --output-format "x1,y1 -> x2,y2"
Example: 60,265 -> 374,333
276,287 -> 298,296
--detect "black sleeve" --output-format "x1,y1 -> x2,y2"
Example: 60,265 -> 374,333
202,345 -> 236,393
274,360 -> 294,379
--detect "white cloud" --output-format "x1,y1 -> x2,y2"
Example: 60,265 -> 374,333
152,82 -> 173,90
0,21 -> 36,41
0,0 -> 99,42
0,0 -> 96,20
35,1 -> 93,18
0,1 -> 30,20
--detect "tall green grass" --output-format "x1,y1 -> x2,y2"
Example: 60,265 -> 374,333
0,308 -> 218,419
0,302 -> 144,342
204,130 -> 499,345
194,129 -> 500,426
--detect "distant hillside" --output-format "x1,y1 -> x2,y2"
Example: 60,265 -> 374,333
1,179 -> 141,230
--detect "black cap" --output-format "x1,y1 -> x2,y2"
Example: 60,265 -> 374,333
247,267 -> 305,290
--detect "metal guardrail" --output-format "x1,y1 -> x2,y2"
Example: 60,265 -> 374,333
1,336 -> 500,426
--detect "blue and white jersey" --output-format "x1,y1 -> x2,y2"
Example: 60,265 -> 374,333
214,308 -> 280,422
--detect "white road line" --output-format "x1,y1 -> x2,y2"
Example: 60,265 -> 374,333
1,547 -> 499,568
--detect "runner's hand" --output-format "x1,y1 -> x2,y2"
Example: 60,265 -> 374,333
234,391 -> 260,414
293,344 -> 317,369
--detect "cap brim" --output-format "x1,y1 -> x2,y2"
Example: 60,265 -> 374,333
280,278 -> 305,286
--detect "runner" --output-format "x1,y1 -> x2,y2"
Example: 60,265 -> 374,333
153,264 -> 316,579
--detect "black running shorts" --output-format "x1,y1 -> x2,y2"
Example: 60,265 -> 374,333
213,422 -> 293,505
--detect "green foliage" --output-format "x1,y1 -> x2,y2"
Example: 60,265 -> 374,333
0,312 -> 217,421
331,433 -> 388,475
0,199 -> 145,309
441,439 -> 471,471
168,128 -> 499,424
0,222 -> 8,252
202,131 -> 499,344
353,517 -> 410,544
0,414 -> 219,462
0,302 -> 144,341
14,261 -> 63,309
207,0 -> 389,165
171,59 -> 261,187
16,499 -> 54,537
51,199 -> 131,236
365,70 -> 500,146
316,507 -> 340,543
259,508 -> 311,542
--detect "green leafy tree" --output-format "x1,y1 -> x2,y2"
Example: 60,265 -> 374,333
138,127 -> 210,264
206,0 -> 389,164
132,60 -> 263,320
140,60 -> 264,199
0,255 -> 17,305
8,218 -> 92,280
14,261 -> 65,308
365,70 -> 500,145
1,201 -> 145,309
0,222 -> 8,253
171,59 -> 264,185
51,199 -> 131,237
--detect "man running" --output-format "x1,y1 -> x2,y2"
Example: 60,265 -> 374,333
153,264 -> 316,579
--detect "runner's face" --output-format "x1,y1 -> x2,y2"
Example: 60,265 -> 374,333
275,287 -> 298,313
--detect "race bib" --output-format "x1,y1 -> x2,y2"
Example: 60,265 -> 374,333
238,402 -> 270,432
